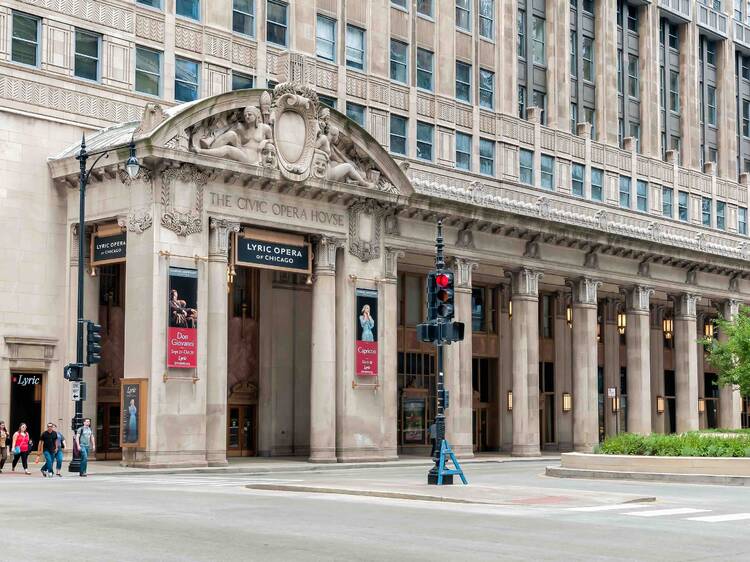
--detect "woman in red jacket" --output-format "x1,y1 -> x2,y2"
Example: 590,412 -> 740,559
11,423 -> 32,475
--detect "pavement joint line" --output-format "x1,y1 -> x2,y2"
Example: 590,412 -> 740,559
626,508 -> 710,517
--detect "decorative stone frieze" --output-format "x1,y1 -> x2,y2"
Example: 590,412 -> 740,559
209,218 -> 241,257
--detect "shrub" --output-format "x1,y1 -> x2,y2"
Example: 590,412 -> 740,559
597,432 -> 750,457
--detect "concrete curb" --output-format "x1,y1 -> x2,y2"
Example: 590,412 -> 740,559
90,455 -> 559,477
546,466 -> 750,486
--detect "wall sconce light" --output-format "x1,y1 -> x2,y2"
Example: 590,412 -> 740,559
507,390 -> 513,411
698,398 -> 706,413
508,300 -> 513,320
596,322 -> 601,342
566,306 -> 573,328
656,395 -> 665,414
704,320 -> 714,339
562,392 -> 572,412
617,312 -> 627,335
611,397 -> 620,413
663,317 -> 673,340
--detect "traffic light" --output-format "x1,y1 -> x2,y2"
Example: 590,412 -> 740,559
86,321 -> 102,365
64,363 -> 82,382
434,271 -> 455,321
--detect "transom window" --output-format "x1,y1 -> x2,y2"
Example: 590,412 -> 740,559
11,12 -> 39,67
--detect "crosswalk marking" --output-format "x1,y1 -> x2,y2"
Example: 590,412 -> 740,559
627,508 -> 710,517
686,513 -> 750,523
567,504 -> 656,512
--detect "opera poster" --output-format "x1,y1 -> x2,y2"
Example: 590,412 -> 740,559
120,379 -> 147,448
403,398 -> 426,444
167,267 -> 198,369
355,288 -> 378,376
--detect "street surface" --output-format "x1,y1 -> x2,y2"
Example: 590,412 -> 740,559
2,460 -> 750,561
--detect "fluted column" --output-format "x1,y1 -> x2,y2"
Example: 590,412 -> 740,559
603,299 -> 620,437
718,299 -> 742,429
673,293 -> 700,432
381,248 -> 404,460
507,268 -> 543,457
649,305 -> 666,434
568,277 -> 601,451
622,285 -> 654,434
595,0 -> 618,144
206,218 -> 240,466
309,236 -> 342,462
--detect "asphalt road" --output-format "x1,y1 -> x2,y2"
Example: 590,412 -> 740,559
2,460 -> 750,561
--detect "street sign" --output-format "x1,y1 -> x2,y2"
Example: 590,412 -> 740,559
607,387 -> 616,398
71,381 -> 81,401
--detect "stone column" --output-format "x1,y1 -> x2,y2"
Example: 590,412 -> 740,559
679,21 -> 701,169
498,287 -> 513,452
553,292 -> 572,451
649,305 -> 666,434
381,248 -> 404,460
445,257 -> 477,458
309,237 -> 341,463
673,293 -> 700,432
718,299 -> 742,429
603,299 -> 620,437
717,33 -> 738,178
638,2 -> 661,158
595,0 -> 618,144
622,285 -> 654,435
568,277 -> 601,452
206,219 -> 239,466
507,268 -> 543,457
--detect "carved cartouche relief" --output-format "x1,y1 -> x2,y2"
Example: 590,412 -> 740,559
160,164 -> 210,236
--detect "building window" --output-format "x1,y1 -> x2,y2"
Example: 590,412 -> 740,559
74,30 -> 100,81
417,0 -> 434,17
584,107 -> 596,139
479,0 -> 494,40
540,154 -> 554,190
315,15 -> 336,62
233,0 -> 255,37
346,102 -> 366,127
518,85 -> 527,118
232,72 -> 254,90
135,46 -> 162,96
630,122 -> 641,149
619,176 -> 632,208
479,69 -> 494,109
716,200 -> 726,230
532,16 -> 546,65
583,0 -> 594,14
668,25 -> 679,50
743,56 -> 750,80
706,40 -> 716,66
591,168 -> 603,201
571,102 -> 578,134
628,54 -> 639,98
582,36 -> 594,81
392,0 -> 407,9
707,86 -> 717,126
455,132 -> 471,171
663,187 -> 673,218
11,12 -> 39,67
669,70 -> 680,112
390,114 -> 408,155
137,0 -> 162,7
456,0 -> 471,31
267,0 -> 288,46
346,25 -> 365,71
570,31 -> 578,78
417,122 -> 434,161
636,180 -> 648,212
519,149 -> 533,185
479,138 -> 495,176
176,0 -> 200,20
417,48 -> 434,91
702,197 -> 712,227
678,191 -> 689,221
456,61 -> 472,103
571,163 -> 584,197
743,99 -> 750,137
739,207 -> 748,235
517,9 -> 526,58
390,39 -> 408,84
708,146 -> 718,164
318,94 -> 337,109
175,57 -> 200,102
533,90 -> 546,125
627,5 -> 638,31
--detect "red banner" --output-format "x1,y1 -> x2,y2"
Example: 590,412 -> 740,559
355,288 -> 378,376
167,327 -> 197,369
356,340 -> 378,376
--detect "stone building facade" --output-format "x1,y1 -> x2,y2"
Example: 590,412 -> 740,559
2,0 -> 750,466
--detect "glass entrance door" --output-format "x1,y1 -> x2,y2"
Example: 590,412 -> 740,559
10,373 -> 43,442
227,405 -> 256,457
96,403 -> 122,460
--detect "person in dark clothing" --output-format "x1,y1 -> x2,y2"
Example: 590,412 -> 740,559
0,421 -> 9,472
52,424 -> 65,477
36,423 -> 58,478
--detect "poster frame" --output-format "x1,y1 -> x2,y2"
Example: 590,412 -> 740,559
119,378 -> 148,449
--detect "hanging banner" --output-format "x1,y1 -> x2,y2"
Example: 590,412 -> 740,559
91,228 -> 126,266
167,267 -> 198,369
234,228 -> 311,274
120,378 -> 148,448
355,288 -> 378,376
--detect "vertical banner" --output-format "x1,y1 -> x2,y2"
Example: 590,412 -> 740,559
167,267 -> 198,369
120,379 -> 148,448
355,288 -> 378,376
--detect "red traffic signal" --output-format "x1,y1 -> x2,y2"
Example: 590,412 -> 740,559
435,273 -> 450,288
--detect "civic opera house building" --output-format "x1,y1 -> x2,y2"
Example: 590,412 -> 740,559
4,0 -> 750,467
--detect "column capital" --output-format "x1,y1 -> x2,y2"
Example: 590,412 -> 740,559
505,267 -> 544,298
313,236 -> 345,273
566,277 -> 601,306
383,246 -> 405,280
621,285 -> 654,313
719,299 -> 740,320
671,293 -> 701,319
209,217 -> 241,258
649,303 -> 665,329
449,256 -> 479,288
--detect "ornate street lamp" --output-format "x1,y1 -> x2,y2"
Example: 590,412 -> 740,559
566,305 -> 573,328
617,312 -> 627,335
663,317 -> 673,340
704,319 -> 715,339
126,140 -> 140,180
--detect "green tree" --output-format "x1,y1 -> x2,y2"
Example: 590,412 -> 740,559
702,306 -> 750,397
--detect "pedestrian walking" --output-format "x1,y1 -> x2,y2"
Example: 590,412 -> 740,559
52,424 -> 65,477
74,418 -> 95,477
11,423 -> 32,475
36,422 -> 58,478
0,421 -> 9,473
